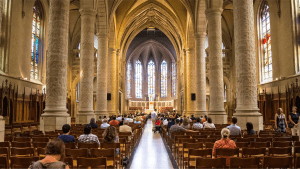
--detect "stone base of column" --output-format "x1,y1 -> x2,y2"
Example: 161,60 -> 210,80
233,112 -> 263,131
95,111 -> 109,117
40,112 -> 71,132
0,116 -> 4,142
208,111 -> 228,124
76,111 -> 95,124
194,111 -> 208,118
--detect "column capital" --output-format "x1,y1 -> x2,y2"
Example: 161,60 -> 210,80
205,8 -> 223,15
194,32 -> 207,39
183,48 -> 190,54
79,9 -> 96,16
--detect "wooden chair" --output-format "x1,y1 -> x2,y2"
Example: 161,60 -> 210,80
37,148 -> 46,157
242,148 -> 266,158
11,141 -> 31,148
64,157 -> 73,168
14,137 -> 31,142
91,148 -> 116,168
33,142 -> 48,149
273,137 -> 292,142
11,147 -> 34,156
215,148 -> 239,157
268,147 -> 292,156
78,142 -> 99,149
4,136 -> 12,142
295,156 -> 300,168
76,157 -> 107,169
186,149 -> 212,168
0,156 -> 8,169
295,141 -> 300,147
230,157 -> 260,168
272,141 -> 292,148
180,143 -> 203,168
197,138 -> 215,143
65,149 -> 88,158
259,134 -> 275,138
205,142 -> 214,149
185,132 -> 200,136
250,142 -> 271,148
10,156 -> 39,168
176,138 -> 196,162
195,157 -> 226,168
263,156 -> 293,168
236,142 -> 249,149
32,137 -> 49,143
236,138 -> 252,143
255,137 -> 272,142
243,134 -> 258,138
192,135 -> 208,139
64,142 -> 76,149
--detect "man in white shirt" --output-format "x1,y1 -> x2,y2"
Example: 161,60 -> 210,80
127,116 -> 134,123
100,119 -> 110,129
163,118 -> 169,126
151,109 -> 157,131
116,115 -> 122,121
119,120 -> 132,141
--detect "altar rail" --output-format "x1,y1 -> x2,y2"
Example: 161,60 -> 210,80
129,100 -> 174,107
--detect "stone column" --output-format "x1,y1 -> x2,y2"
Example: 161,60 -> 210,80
40,0 -> 70,132
107,49 -> 117,115
206,6 -> 227,124
184,49 -> 190,115
233,0 -> 263,131
0,0 -> 4,140
176,59 -> 181,114
194,32 -> 207,117
77,8 -> 96,124
95,33 -> 108,117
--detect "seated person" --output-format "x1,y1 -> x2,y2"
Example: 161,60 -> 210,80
109,116 -> 120,126
246,122 -> 255,135
102,116 -> 108,122
29,138 -> 69,169
163,118 -> 169,126
226,117 -> 241,136
119,120 -> 132,141
212,128 -> 237,166
127,116 -> 134,123
134,118 -> 141,124
192,118 -> 203,129
116,115 -> 122,121
103,126 -> 120,155
90,118 -> 98,129
180,118 -> 191,129
101,119 -> 110,129
204,117 -> 215,129
170,119 -> 195,139
78,124 -> 100,145
155,118 -> 163,133
58,124 -> 75,143
167,118 -> 176,129
98,116 -> 102,121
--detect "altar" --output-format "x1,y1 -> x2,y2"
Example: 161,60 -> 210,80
145,95 -> 154,114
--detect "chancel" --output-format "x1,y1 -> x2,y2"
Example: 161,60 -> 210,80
0,0 -> 299,168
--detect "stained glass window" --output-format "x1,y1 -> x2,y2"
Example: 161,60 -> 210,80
148,60 -> 155,97
161,60 -> 167,97
260,1 -> 272,82
31,1 -> 43,80
127,62 -> 132,98
222,42 -> 226,58
94,35 -> 98,57
172,62 -> 177,97
135,60 -> 142,98
78,43 -> 80,57
76,82 -> 79,102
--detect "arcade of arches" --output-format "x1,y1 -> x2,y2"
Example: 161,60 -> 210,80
0,0 -> 300,142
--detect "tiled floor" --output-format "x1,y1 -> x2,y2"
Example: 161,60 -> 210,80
130,120 -> 174,169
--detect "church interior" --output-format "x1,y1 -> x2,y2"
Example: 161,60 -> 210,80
1,0 -> 300,168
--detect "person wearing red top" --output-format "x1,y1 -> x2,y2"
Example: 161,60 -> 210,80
154,118 -> 162,133
109,116 -> 120,126
212,128 -> 237,166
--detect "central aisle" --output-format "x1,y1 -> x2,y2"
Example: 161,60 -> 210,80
130,120 -> 174,169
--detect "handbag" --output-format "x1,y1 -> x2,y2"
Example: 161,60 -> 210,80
288,122 -> 294,128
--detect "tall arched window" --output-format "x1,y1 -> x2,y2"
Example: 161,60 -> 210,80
127,62 -> 132,98
172,62 -> 177,97
148,60 -> 155,97
135,60 -> 142,98
260,1 -> 272,82
161,60 -> 167,97
31,0 -> 43,80
78,43 -> 80,57
94,35 -> 98,57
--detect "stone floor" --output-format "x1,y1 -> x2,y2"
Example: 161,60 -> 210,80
130,120 -> 174,169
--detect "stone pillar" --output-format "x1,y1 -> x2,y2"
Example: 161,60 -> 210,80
77,8 -> 96,124
176,59 -> 181,114
206,6 -> 227,124
95,33 -> 108,117
107,49 -> 117,115
233,0 -> 263,131
41,0 -> 70,132
194,32 -> 207,117
185,49 -> 192,116
0,116 -> 4,142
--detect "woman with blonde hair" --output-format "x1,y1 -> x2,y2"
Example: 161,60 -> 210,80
212,128 -> 237,166
180,118 -> 191,129
275,108 -> 288,133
